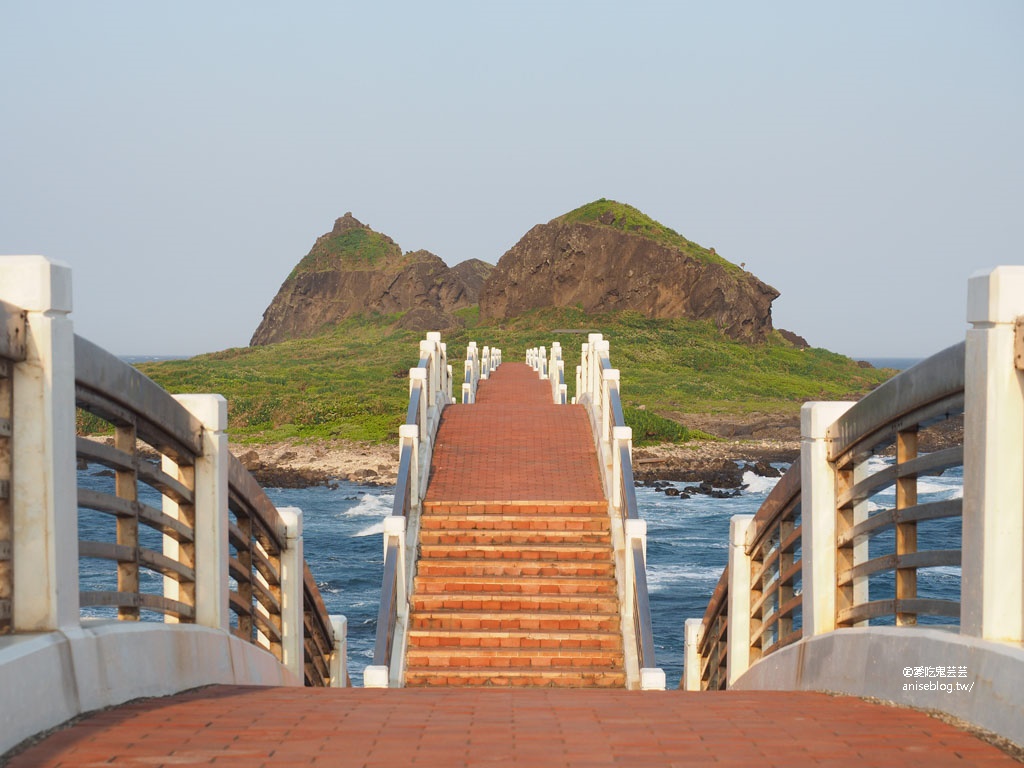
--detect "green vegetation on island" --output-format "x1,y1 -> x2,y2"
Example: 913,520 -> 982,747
131,309 -> 893,447
288,227 -> 401,279
558,199 -> 741,274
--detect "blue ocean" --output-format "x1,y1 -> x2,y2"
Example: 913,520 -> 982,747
78,458 -> 963,688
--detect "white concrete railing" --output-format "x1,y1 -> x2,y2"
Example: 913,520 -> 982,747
462,341 -> 480,403
480,344 -> 501,381
365,332 -> 451,688
575,334 -> 664,691
461,341 -> 501,404
526,342 -> 567,404
0,255 -> 348,756
683,265 -> 1024,748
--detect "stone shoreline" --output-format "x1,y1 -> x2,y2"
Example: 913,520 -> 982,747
229,437 -> 801,491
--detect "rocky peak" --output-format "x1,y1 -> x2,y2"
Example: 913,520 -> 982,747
479,199 -> 780,344
250,216 -> 492,346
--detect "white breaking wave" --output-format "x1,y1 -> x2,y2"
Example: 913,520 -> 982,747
646,563 -> 725,593
354,521 -> 385,538
345,493 -> 393,518
741,471 -> 782,495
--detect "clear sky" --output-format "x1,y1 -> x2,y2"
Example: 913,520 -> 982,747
2,1 -> 1021,358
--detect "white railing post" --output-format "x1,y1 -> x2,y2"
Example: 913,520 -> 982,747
410,368 -> 428,443
399,424 -> 420,505
683,618 -> 703,691
419,339 -> 437,427
481,346 -> 491,379
602,369 -> 619,444
278,506 -> 305,680
330,615 -> 349,687
726,514 -> 755,685
612,426 -> 631,514
171,394 -> 229,631
962,266 -> 1024,642
800,401 -> 855,637
384,516 -> 408,609
384,514 -> 408,686
0,256 -> 78,631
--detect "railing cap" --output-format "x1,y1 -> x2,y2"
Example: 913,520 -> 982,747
0,255 -> 73,313
800,401 -> 855,440
173,393 -> 227,431
967,266 -> 1024,324
729,514 -> 755,546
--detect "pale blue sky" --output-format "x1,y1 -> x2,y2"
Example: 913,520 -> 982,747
2,1 -> 1021,357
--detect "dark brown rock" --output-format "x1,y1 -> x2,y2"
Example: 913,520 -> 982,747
777,328 -> 810,349
250,215 -> 493,345
479,210 -> 779,343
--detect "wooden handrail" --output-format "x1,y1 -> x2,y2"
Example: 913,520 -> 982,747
72,334 -> 337,683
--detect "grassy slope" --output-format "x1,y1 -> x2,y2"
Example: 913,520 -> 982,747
559,199 -> 741,274
134,308 -> 892,447
288,228 -> 402,279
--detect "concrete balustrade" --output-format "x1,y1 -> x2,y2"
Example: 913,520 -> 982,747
962,266 -> 1024,643
370,332 -> 492,688
563,334 -> 663,690
683,265 -> 1024,748
0,256 -> 347,756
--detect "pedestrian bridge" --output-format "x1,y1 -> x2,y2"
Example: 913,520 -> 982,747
1,255 -> 1023,765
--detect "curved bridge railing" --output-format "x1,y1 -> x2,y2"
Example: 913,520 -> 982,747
575,333 -> 663,690
0,256 -> 345,755
365,333 -> 450,686
683,266 -> 1024,747
687,344 -> 965,691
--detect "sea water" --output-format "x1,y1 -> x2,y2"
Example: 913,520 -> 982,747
76,459 -> 963,688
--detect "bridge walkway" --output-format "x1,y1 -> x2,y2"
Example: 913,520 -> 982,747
407,362 -> 624,687
8,687 -> 1017,766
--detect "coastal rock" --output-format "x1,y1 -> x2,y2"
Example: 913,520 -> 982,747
479,200 -> 779,344
250,214 -> 493,345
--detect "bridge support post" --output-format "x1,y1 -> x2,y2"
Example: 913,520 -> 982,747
170,394 -> 229,631
726,514 -> 754,685
800,401 -> 855,637
278,506 -> 304,680
399,424 -> 420,506
683,618 -> 703,691
0,256 -> 78,631
330,615 -> 348,687
612,426 -> 631,513
963,266 -> 1024,643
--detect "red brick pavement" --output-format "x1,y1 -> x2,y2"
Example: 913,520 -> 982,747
426,363 -> 604,503
6,687 -> 1017,767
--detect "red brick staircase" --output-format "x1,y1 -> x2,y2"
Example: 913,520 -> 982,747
405,500 -> 625,687
402,362 -> 625,688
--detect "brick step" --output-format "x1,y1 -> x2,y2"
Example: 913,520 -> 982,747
414,575 -> 617,596
418,543 -> 612,562
419,530 -> 611,546
407,628 -> 622,651
415,559 -> 614,578
419,515 -> 609,533
409,610 -> 621,632
423,502 -> 606,517
405,647 -> 624,670
404,668 -> 627,688
411,592 -> 620,613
